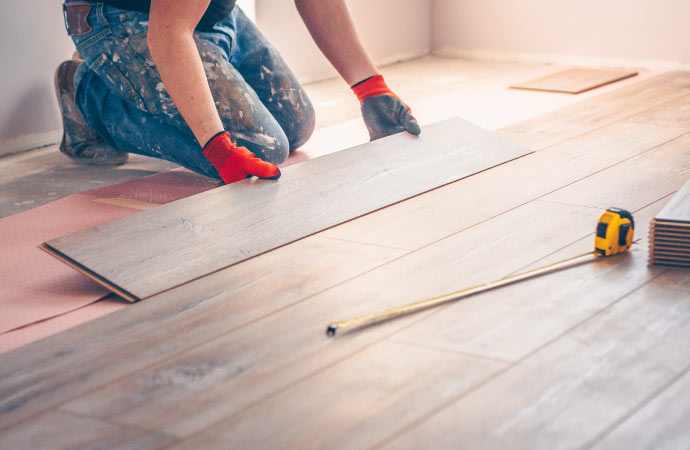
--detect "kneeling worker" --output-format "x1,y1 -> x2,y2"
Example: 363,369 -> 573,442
56,0 -> 421,184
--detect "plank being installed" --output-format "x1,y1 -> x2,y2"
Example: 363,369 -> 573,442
510,67 -> 638,94
42,117 -> 530,301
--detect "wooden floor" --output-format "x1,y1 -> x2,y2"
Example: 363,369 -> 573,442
1,63 -> 690,449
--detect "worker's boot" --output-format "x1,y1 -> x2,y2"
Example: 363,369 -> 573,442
54,59 -> 128,166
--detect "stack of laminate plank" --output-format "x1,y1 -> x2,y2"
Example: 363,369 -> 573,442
649,179 -> 690,268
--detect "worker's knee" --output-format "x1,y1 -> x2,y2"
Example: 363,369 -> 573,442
287,99 -> 315,151
233,126 -> 290,166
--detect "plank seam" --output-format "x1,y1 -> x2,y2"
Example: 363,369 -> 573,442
314,234 -> 414,251
579,358 -> 690,450
387,338 -> 514,364
369,270 -> 667,450
510,90 -> 690,153
0,249 -> 414,433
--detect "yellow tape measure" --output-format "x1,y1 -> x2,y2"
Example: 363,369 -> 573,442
327,207 -> 635,337
594,207 -> 635,256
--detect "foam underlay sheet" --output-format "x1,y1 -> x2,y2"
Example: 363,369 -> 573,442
0,150 -> 317,354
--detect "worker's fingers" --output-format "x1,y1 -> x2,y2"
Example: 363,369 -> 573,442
248,159 -> 281,180
403,117 -> 421,136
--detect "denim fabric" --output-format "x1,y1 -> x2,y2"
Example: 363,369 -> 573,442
69,4 -> 315,179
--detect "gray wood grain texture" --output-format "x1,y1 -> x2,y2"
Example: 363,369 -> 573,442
655,178 -> 690,222
59,202 -> 605,439
44,117 -> 531,300
543,133 -> 690,210
168,201 -> 671,450
380,270 -> 690,450
0,409 -> 174,450
320,120 -> 688,250
0,236 -> 405,430
592,364 -> 690,450
500,71 -> 690,151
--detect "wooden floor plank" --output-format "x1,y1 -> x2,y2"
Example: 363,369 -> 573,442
59,202 -> 601,438
167,342 -> 504,450
379,270 -> 690,450
510,67 -> 638,94
654,178 -> 690,222
44,118 -> 529,301
626,93 -> 690,130
320,120 -> 687,250
542,133 -> 690,209
0,237 -> 406,430
499,71 -> 690,150
591,363 -> 690,450
0,409 -> 174,450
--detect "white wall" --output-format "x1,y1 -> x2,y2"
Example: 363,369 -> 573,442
432,0 -> 690,69
0,2 -> 75,156
256,0 -> 432,83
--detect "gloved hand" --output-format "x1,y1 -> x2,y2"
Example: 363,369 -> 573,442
351,74 -> 421,141
203,131 -> 281,184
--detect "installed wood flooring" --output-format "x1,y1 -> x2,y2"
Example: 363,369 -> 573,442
2,68 -> 690,449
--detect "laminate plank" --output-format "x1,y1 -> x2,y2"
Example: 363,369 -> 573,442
168,342 -> 504,450
320,120 -> 687,250
380,270 -> 690,450
60,202 -> 601,438
499,71 -> 690,150
0,409 -> 174,450
542,133 -> 690,209
0,237 -> 406,430
44,118 -> 530,301
591,366 -> 690,450
649,259 -> 690,268
654,178 -> 690,222
626,93 -> 690,130
510,67 -> 638,94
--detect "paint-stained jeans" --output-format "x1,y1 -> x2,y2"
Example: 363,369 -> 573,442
70,5 -> 315,179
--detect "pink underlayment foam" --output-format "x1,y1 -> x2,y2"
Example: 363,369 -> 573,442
0,152 -> 309,354
0,296 -> 126,354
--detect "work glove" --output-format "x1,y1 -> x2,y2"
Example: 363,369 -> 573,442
203,131 -> 281,184
351,74 -> 421,141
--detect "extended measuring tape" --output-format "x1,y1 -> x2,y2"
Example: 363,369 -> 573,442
327,207 -> 635,337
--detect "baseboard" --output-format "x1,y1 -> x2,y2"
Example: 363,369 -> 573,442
0,129 -> 61,159
432,47 -> 690,72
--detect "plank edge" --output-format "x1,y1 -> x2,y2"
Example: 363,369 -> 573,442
39,243 -> 139,303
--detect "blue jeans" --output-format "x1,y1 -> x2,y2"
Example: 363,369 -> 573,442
69,4 -> 315,179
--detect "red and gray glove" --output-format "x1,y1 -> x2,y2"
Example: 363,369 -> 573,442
351,74 -> 421,141
203,131 -> 281,184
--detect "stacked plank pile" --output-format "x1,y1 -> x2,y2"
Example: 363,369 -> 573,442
649,179 -> 690,268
